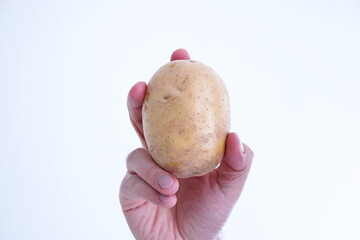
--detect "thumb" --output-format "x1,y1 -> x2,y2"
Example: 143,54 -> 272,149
216,132 -> 254,201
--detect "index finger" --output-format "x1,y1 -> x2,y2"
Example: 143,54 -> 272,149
127,81 -> 147,147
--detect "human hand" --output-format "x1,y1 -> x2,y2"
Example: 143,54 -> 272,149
120,49 -> 254,240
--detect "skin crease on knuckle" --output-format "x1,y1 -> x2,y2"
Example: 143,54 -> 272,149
120,174 -> 155,210
119,174 -> 135,207
123,152 -> 176,207
128,144 -> 180,192
127,148 -> 146,166
127,148 -> 168,193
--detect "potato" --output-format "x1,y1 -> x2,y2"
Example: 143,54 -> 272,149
142,60 -> 230,178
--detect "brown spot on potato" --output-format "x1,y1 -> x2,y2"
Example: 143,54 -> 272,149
170,161 -> 180,167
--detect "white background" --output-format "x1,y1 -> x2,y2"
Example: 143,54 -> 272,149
1,0 -> 359,239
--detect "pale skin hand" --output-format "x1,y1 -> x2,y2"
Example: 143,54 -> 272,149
120,49 -> 254,240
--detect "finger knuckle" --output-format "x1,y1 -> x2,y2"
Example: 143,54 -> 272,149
120,174 -> 135,194
126,148 -> 147,168
127,148 -> 145,159
121,174 -> 156,203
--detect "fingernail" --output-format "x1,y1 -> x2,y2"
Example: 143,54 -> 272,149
158,175 -> 174,189
159,194 -> 172,203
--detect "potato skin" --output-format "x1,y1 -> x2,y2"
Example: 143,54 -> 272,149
142,60 -> 230,178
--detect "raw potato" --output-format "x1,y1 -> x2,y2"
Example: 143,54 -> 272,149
142,60 -> 230,178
